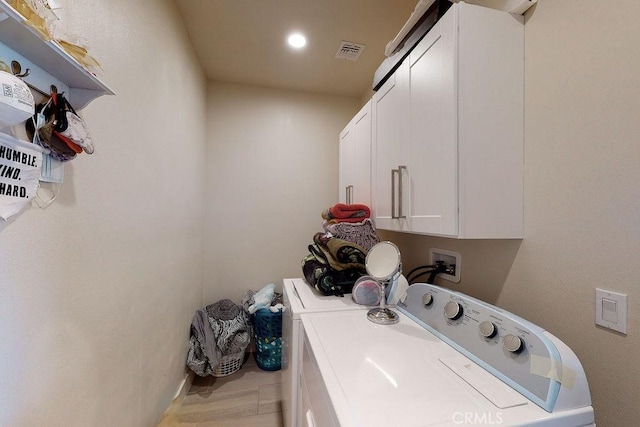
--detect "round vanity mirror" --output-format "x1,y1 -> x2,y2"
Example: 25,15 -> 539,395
365,241 -> 401,281
365,241 -> 401,325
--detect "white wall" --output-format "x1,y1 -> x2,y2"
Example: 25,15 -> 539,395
382,1 -> 640,425
0,0 -> 206,425
204,82 -> 360,303
5,0 -> 634,425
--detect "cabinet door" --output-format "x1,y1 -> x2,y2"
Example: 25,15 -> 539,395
407,9 -> 458,236
351,101 -> 371,207
339,101 -> 371,206
338,124 -> 355,204
371,69 -> 409,231
455,2 -> 524,238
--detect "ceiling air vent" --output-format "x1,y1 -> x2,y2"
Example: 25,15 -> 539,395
335,41 -> 366,61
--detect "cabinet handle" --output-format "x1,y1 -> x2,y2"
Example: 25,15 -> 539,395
391,168 -> 398,219
347,185 -> 354,204
392,167 -> 407,219
398,165 -> 407,219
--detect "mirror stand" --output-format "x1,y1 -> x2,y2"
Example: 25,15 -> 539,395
366,276 -> 400,325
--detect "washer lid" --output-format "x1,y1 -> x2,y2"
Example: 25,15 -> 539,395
300,310 -> 582,427
285,278 -> 365,315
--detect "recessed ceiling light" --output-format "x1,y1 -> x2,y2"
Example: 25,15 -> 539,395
287,32 -> 307,49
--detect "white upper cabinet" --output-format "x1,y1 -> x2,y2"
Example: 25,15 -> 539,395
339,100 -> 372,207
372,2 -> 524,239
371,70 -> 409,231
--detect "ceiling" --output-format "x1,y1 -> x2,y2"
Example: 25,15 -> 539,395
173,0 -> 420,99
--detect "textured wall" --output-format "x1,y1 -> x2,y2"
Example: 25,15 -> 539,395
0,0 -> 206,425
203,82 -> 359,304
4,0 -> 636,425
383,1 -> 640,425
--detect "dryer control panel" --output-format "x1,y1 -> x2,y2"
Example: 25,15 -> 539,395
396,283 -> 589,413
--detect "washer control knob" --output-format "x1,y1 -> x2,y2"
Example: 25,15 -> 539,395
503,334 -> 524,353
444,301 -> 463,320
479,321 -> 497,338
422,293 -> 434,307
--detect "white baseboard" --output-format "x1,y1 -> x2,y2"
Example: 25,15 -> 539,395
158,370 -> 195,426
174,370 -> 195,401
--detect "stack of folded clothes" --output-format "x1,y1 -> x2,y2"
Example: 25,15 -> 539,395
302,231 -> 368,296
301,204 -> 381,296
321,203 -> 380,251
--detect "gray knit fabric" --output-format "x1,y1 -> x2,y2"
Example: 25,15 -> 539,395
207,298 -> 240,320
207,300 -> 250,355
323,218 -> 380,251
187,308 -> 221,376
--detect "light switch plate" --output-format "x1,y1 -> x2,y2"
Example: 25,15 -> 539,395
595,288 -> 627,334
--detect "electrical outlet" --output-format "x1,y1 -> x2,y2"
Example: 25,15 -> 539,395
428,248 -> 461,283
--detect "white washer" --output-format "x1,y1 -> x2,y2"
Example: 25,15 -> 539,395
282,278 -> 374,427
299,283 -> 595,427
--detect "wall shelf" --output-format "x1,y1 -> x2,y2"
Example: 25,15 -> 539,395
0,0 -> 114,109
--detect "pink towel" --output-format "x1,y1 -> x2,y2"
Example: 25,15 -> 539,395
322,203 -> 371,223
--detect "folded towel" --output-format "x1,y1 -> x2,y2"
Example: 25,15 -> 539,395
322,203 -> 371,223
331,203 -> 370,218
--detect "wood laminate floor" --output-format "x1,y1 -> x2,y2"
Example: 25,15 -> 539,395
158,354 -> 283,427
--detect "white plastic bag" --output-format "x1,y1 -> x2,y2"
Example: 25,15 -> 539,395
0,71 -> 35,129
0,132 -> 42,220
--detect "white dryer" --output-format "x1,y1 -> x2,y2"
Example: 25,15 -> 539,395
299,283 -> 594,426
282,278 -> 374,427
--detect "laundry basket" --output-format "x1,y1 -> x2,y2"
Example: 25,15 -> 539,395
186,299 -> 250,378
213,351 -> 245,377
252,308 -> 282,371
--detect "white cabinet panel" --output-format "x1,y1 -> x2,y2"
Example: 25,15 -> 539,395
338,126 -> 354,204
352,106 -> 371,206
455,3 -> 524,238
339,101 -> 371,206
371,71 -> 409,231
408,12 -> 458,236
